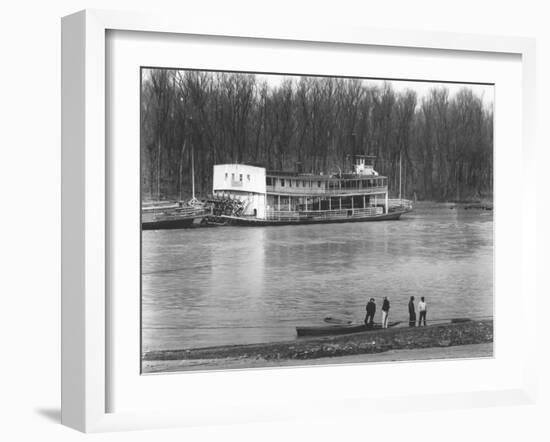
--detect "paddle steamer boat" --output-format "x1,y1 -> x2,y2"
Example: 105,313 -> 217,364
210,155 -> 412,225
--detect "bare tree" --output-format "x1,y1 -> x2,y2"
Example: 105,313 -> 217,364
140,69 -> 493,202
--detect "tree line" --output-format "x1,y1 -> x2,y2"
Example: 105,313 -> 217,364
141,69 -> 493,202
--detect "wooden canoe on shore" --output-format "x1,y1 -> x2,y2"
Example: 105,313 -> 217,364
296,321 -> 401,337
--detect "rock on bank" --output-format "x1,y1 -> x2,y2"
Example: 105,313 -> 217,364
143,319 -> 493,363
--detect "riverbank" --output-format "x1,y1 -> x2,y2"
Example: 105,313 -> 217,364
144,343 -> 493,373
143,319 -> 493,373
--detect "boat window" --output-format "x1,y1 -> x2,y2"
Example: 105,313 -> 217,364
266,177 -> 272,186
289,180 -> 292,187
281,179 -> 285,187
296,180 -> 300,187
318,181 -> 322,187
247,174 -> 250,182
225,172 -> 228,180
231,173 -> 235,180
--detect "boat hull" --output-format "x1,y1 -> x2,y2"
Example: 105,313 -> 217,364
142,210 -> 209,230
142,217 -> 199,230
296,322 -> 401,337
222,210 -> 408,226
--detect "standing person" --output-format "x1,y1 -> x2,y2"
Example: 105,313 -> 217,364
365,298 -> 376,326
418,297 -> 427,326
408,296 -> 416,327
381,297 -> 390,328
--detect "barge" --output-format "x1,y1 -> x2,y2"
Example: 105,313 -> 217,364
142,203 -> 209,230
211,155 -> 412,225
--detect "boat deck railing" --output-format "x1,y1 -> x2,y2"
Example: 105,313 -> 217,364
264,199 -> 412,221
266,185 -> 388,196
265,206 -> 384,221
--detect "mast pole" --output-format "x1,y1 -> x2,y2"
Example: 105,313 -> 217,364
157,137 -> 161,202
399,151 -> 401,199
178,140 -> 186,202
188,141 -> 200,206
191,144 -> 195,201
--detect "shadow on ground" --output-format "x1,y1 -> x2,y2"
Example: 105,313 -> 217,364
35,408 -> 61,423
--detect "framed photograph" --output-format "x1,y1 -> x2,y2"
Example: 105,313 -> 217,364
139,67 -> 495,375
61,9 -> 537,432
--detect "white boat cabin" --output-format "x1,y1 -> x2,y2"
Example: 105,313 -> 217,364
212,156 -> 390,220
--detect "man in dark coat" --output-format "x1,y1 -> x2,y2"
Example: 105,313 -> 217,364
381,297 -> 390,328
365,298 -> 376,326
408,296 -> 416,327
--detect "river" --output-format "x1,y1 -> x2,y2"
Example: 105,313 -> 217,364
141,202 -> 493,352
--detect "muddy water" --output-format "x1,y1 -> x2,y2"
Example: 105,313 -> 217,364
142,202 -> 493,352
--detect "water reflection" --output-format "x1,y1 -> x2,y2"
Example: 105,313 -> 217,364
142,203 -> 493,351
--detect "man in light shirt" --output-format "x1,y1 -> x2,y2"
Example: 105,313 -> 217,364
418,297 -> 427,326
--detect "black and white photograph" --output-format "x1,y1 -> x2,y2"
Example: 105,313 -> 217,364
3,0 -> 548,438
140,68 -> 494,373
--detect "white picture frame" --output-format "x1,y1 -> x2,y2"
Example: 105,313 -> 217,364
61,9 -> 537,433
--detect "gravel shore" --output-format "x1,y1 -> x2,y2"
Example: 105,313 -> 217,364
143,342 -> 493,373
143,319 -> 493,374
